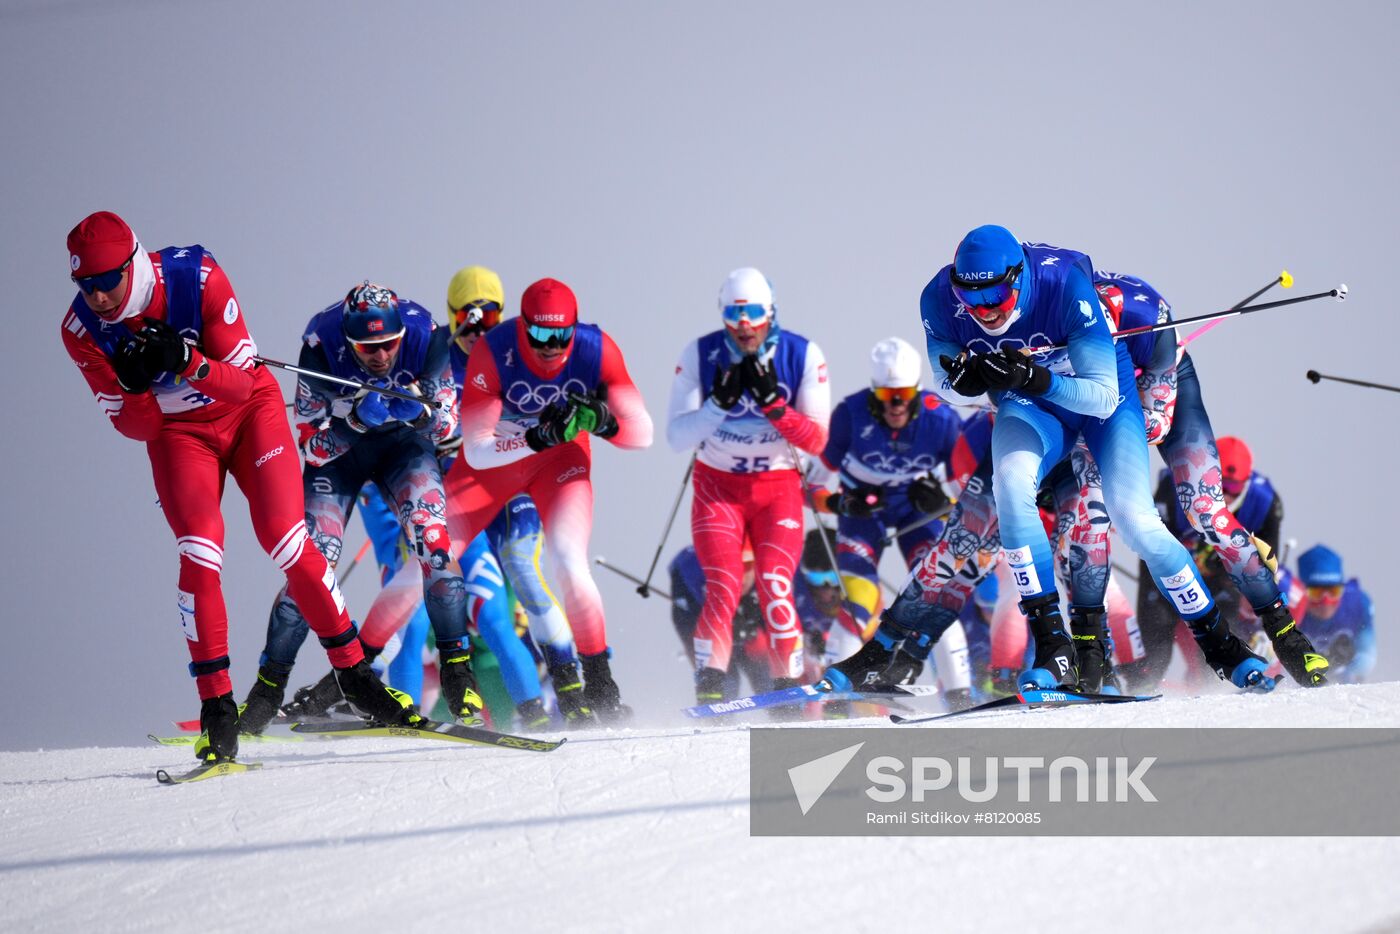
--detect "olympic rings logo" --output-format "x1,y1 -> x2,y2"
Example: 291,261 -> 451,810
860,452 -> 941,475
504,378 -> 590,415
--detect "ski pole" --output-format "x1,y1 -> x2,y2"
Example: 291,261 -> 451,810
337,538 -> 375,585
595,557 -> 673,601
791,444 -> 849,601
1306,369 -> 1400,394
1026,285 -> 1347,355
1112,561 -> 1139,583
255,355 -> 444,408
1178,270 -> 1292,348
636,453 -> 696,598
878,511 -> 948,549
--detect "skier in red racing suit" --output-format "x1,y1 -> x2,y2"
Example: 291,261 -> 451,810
60,211 -> 420,764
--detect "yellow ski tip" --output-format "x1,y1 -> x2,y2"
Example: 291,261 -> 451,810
1280,270 -> 1294,288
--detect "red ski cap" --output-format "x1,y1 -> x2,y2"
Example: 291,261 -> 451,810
67,211 -> 136,277
521,278 -> 579,328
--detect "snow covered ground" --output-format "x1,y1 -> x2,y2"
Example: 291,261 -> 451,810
4,683 -> 1400,934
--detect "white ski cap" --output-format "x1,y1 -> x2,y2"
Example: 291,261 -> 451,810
870,337 -> 922,388
718,267 -> 774,315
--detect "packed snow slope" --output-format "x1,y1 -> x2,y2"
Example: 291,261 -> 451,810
4,683 -> 1400,934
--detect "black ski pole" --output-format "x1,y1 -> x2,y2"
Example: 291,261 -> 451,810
636,454 -> 696,597
1028,284 -> 1347,355
596,557 -> 673,602
1306,370 -> 1400,394
255,355 -> 444,408
792,444 -> 849,601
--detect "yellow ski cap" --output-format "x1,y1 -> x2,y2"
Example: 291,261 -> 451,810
447,265 -> 505,313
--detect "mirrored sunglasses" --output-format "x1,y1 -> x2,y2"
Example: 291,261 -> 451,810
803,569 -> 840,589
1305,585 -> 1343,604
722,303 -> 772,327
350,334 -> 404,355
453,300 -> 503,332
873,386 -> 919,403
526,324 -> 575,349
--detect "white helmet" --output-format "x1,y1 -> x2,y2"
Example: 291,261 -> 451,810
718,267 -> 774,320
870,337 -> 922,389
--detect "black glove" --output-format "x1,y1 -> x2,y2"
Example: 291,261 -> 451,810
709,364 -> 744,411
524,400 -> 574,452
939,353 -> 991,398
829,486 -> 885,518
975,348 -> 1052,395
113,338 -> 152,394
907,475 -> 951,517
739,354 -> 783,410
137,316 -> 192,376
568,386 -> 619,438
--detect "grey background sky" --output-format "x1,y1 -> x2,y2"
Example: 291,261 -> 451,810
2,0 -> 1392,750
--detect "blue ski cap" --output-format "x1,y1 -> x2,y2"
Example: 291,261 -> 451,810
342,281 -> 405,343
1297,545 -> 1344,587
951,224 -> 1026,307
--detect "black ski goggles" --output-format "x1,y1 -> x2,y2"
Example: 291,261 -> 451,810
950,262 -> 1024,310
72,247 -> 138,295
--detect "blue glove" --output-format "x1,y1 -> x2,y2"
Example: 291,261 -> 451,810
346,383 -> 391,433
387,393 -> 429,426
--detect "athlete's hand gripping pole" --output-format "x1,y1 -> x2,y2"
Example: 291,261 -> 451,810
1025,284 -> 1347,355
636,453 -> 697,598
1305,369 -> 1400,394
595,557 -> 673,602
254,355 -> 445,408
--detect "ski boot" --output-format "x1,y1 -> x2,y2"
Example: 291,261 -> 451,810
1189,606 -> 1275,691
193,693 -> 241,763
820,629 -> 899,693
1257,599 -> 1329,687
581,651 -> 631,724
515,697 -> 552,731
1070,605 -> 1111,694
238,664 -> 288,735
1018,593 -> 1079,690
695,666 -> 728,705
884,650 -> 925,686
281,670 -> 343,720
549,662 -> 598,727
334,660 -> 424,725
439,648 -> 487,726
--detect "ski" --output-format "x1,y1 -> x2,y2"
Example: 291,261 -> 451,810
289,718 -> 566,753
155,760 -> 264,785
682,682 -> 940,719
890,689 -> 1161,725
148,732 -> 304,747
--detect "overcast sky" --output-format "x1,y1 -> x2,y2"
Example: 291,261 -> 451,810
2,0 -> 1393,749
